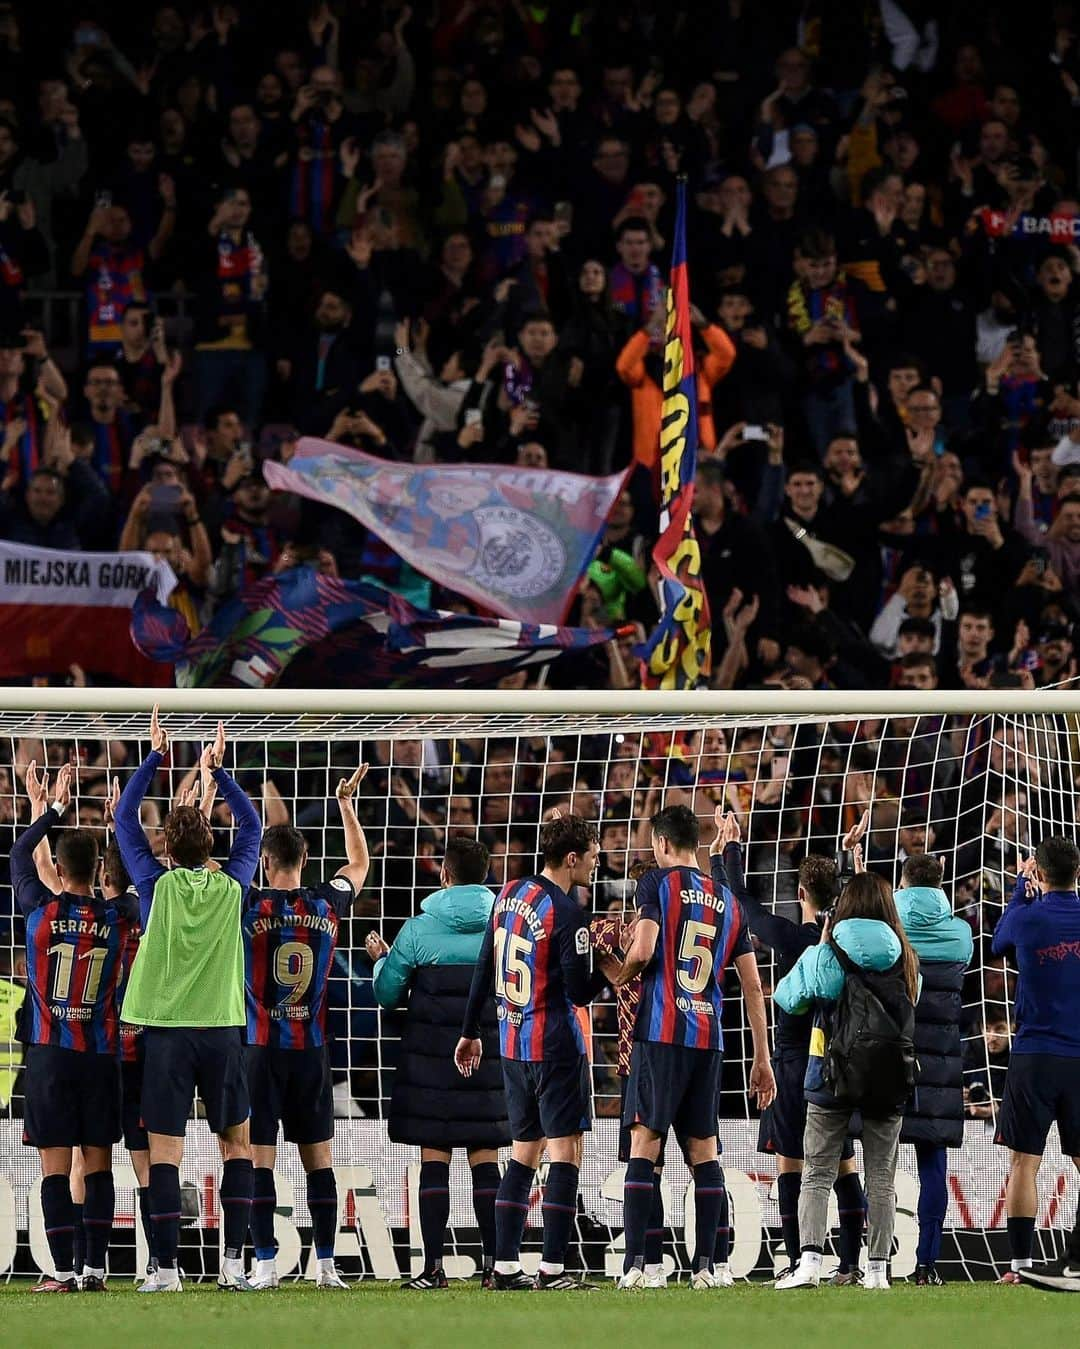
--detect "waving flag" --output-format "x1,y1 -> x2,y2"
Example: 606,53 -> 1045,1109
263,444 -> 625,624
131,566 -> 616,689
639,179 -> 712,689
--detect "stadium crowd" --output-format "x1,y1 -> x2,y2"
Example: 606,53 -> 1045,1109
0,2 -> 1080,690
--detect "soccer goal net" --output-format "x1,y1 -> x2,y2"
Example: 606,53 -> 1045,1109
0,689 -> 1077,1283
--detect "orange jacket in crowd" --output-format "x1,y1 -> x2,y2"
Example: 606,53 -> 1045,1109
615,323 -> 737,468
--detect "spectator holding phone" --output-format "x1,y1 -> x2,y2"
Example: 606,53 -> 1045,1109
119,456 -> 209,583
72,194 -> 173,354
1014,453 -> 1080,593
194,187 -> 268,427
111,302 -> 167,416
785,230 -> 862,455
937,481 -> 1027,612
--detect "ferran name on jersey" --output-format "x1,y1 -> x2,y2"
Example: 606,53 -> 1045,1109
49,918 -> 114,938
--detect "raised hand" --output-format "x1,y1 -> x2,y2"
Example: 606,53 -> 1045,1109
150,703 -> 169,754
336,763 -> 369,800
103,775 -> 120,827
841,807 -> 871,853
721,810 -> 742,847
53,761 -> 74,811
25,760 -> 49,809
201,720 -> 226,771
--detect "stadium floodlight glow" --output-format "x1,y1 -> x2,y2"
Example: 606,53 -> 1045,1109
1,689 -> 1076,1281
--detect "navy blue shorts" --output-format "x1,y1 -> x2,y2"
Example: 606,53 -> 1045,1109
623,1040 -> 722,1141
501,1056 -> 592,1142
141,1027 -> 249,1137
996,1052 -> 1080,1156
247,1045 -> 333,1146
22,1045 -> 121,1150
758,1050 -> 856,1162
121,1058 -> 149,1153
618,1076 -> 719,1164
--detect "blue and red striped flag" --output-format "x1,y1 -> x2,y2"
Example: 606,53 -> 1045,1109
130,566 -> 618,688
639,179 -> 712,689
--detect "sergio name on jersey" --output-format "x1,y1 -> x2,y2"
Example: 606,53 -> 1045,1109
243,877 -> 356,1049
634,864 -> 750,1051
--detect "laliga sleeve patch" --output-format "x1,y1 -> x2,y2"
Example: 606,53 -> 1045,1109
331,877 -> 352,892
575,925 -> 590,955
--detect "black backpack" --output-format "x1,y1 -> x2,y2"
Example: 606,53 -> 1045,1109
822,941 -> 918,1118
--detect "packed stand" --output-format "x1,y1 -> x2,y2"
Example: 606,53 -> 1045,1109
1,1 -> 1080,691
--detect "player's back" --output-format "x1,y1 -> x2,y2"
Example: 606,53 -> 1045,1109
243,879 -> 354,1049
122,866 -> 245,1027
1001,892 -> 1080,1055
491,874 -> 587,1062
713,847 -> 819,1054
765,920 -> 824,1052
24,892 -> 134,1054
635,864 -> 744,1051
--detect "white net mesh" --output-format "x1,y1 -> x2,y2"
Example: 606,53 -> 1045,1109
0,695 -> 1077,1281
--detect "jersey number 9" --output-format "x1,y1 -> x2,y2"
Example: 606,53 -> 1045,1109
274,941 -> 315,1004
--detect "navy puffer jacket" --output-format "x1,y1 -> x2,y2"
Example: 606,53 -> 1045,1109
895,887 -> 974,1146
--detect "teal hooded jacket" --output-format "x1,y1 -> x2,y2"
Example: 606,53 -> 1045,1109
372,883 -> 495,1008
894,887 -> 974,965
774,917 -> 915,1106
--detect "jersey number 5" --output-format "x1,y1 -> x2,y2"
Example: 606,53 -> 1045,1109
493,928 -> 533,1008
676,920 -> 715,995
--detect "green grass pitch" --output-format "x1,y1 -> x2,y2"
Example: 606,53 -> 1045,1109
2,1280 -> 1080,1349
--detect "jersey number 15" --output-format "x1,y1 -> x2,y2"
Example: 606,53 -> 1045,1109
493,928 -> 533,1008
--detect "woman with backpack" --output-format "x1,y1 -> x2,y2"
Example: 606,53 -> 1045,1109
773,871 -> 921,1292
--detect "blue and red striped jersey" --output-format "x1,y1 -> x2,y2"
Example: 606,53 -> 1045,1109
117,893 -> 145,1064
243,878 -> 355,1049
463,875 -> 599,1063
11,808 -> 136,1054
634,864 -> 750,1051
24,894 -> 135,1054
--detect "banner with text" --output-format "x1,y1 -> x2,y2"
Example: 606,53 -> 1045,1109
0,541 -> 175,685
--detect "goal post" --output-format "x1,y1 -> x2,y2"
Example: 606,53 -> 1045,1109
1,689 -> 1078,1282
